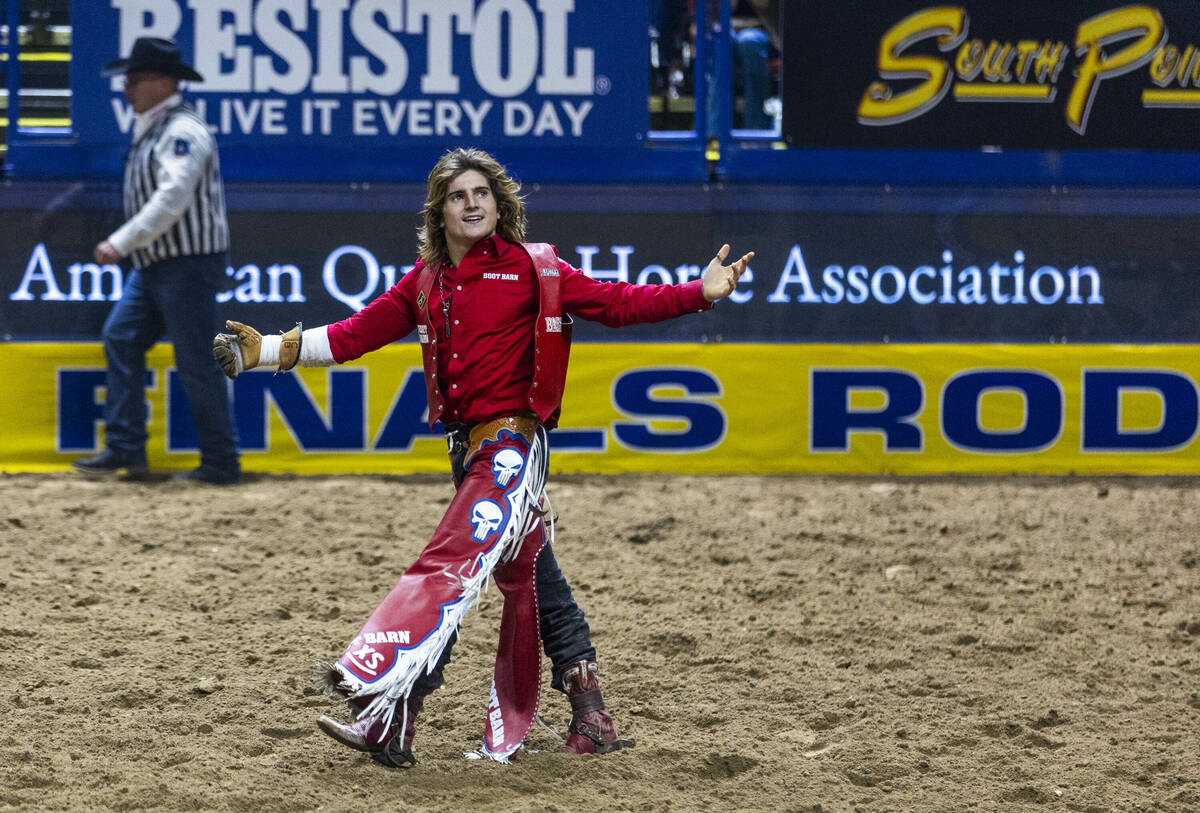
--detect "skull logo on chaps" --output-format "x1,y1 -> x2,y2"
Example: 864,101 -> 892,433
470,499 -> 505,541
491,448 -> 525,488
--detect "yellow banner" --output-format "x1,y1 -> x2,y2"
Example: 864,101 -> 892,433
2,342 -> 1198,475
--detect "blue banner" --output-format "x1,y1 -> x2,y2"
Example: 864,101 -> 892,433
4,182 -> 1200,343
64,0 -> 648,180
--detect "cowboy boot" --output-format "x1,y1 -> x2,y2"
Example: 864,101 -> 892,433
562,660 -> 634,754
316,694 -> 423,768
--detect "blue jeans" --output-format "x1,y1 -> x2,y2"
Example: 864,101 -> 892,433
734,28 -> 771,130
412,541 -> 596,696
100,253 -> 238,474
650,0 -> 686,68
705,26 -> 772,135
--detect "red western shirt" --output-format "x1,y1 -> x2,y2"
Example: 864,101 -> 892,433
326,235 -> 711,426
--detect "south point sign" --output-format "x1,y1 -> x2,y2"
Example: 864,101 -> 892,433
785,1 -> 1200,150
858,5 -> 1194,134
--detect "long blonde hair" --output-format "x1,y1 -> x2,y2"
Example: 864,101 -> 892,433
417,148 -> 527,269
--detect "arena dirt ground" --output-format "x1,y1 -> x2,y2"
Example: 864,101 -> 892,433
1,471 -> 1198,812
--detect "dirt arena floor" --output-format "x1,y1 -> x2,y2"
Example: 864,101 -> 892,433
1,471 -> 1198,812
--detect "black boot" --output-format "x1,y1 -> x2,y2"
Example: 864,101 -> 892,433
73,449 -> 149,480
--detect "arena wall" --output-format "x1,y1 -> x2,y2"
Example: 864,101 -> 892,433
4,342 -> 1198,475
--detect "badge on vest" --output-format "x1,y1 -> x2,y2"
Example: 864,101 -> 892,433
174,138 -> 190,156
417,324 -> 429,343
544,316 -> 562,333
539,267 -> 559,277
417,291 -> 427,309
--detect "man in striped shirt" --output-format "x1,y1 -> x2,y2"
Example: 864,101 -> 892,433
74,38 -> 239,485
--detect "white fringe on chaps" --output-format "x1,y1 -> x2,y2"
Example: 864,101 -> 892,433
326,426 -> 551,762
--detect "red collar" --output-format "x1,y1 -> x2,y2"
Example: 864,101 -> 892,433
445,234 -> 511,273
477,234 -> 508,256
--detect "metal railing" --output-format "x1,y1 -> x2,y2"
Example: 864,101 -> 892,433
2,0 -> 72,162
646,0 -> 783,174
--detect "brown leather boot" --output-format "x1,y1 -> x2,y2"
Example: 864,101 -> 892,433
562,660 -> 634,754
316,694 -> 423,768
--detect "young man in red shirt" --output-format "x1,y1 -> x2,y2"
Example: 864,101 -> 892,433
214,148 -> 752,766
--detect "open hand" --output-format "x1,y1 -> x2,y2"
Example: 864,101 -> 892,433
701,244 -> 754,303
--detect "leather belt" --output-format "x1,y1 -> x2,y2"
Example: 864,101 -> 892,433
465,411 -> 540,464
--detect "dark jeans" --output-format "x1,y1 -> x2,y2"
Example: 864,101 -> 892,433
100,253 -> 238,474
650,0 -> 687,68
705,26 -> 772,135
412,541 -> 596,697
734,28 -> 771,129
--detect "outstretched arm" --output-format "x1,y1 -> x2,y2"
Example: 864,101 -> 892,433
213,321 -> 324,378
560,243 -> 755,326
701,244 -> 755,303
213,264 -> 425,378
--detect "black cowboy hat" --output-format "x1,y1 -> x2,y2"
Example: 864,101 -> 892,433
101,37 -> 203,81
